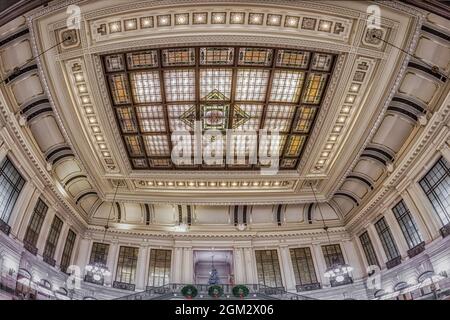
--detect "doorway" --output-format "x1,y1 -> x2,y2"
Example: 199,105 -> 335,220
193,250 -> 233,285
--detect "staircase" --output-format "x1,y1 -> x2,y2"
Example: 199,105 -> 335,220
115,283 -> 316,300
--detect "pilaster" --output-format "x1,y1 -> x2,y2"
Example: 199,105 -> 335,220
135,245 -> 149,290
279,245 -> 296,291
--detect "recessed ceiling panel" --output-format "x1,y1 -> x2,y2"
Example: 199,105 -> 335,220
103,46 -> 335,170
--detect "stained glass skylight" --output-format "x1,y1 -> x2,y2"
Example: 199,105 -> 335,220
103,46 -> 335,170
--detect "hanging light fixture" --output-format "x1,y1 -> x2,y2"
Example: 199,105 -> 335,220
85,184 -> 120,282
309,182 -> 353,285
323,260 -> 354,283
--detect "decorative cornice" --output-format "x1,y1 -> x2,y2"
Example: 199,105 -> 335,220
86,224 -> 349,240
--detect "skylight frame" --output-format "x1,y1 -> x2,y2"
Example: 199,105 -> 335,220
102,45 -> 336,170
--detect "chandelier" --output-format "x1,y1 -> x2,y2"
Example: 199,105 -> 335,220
85,262 -> 111,281
324,259 -> 354,283
309,182 -> 353,285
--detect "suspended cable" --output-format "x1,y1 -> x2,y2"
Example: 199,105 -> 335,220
372,33 -> 447,79
309,182 -> 331,244
0,35 -> 72,86
102,183 -> 120,243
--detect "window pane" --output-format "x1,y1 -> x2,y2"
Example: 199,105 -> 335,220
302,73 -> 327,104
311,53 -> 333,71
89,242 -> 110,265
164,69 -> 196,102
276,50 -> 310,69
142,135 -> 170,156
392,200 -> 423,248
108,74 -> 130,104
168,104 -> 196,132
200,47 -> 234,65
0,157 -> 25,224
419,157 -> 450,225
23,198 -> 48,247
130,71 -> 162,103
115,246 -> 139,284
238,48 -> 273,66
105,54 -> 124,72
126,50 -> 158,69
201,104 -> 229,130
235,69 -> 270,101
322,244 -> 345,268
255,249 -> 283,288
136,105 -> 166,133
124,136 -> 144,156
263,105 -> 295,133
200,69 -> 232,101
285,135 -> 306,157
60,230 -> 76,273
375,217 -> 400,261
294,106 -> 317,133
162,48 -> 195,67
232,104 -> 263,131
43,216 -> 63,260
270,70 -> 304,103
148,249 -> 171,287
290,247 -> 318,286
116,107 -> 138,133
359,231 -> 379,267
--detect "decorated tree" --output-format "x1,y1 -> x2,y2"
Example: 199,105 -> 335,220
208,266 -> 220,285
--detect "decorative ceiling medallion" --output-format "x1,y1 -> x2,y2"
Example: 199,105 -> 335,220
363,28 -> 388,49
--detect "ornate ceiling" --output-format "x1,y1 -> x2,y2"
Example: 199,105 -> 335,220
25,1 -> 418,203
102,46 -> 335,170
4,0 -> 447,229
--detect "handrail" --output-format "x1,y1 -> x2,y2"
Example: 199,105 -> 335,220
115,283 -> 316,300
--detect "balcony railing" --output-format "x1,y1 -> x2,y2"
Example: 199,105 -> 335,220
84,274 -> 104,286
386,256 -> 402,270
440,223 -> 450,238
117,283 -> 316,300
43,255 -> 56,267
407,241 -> 426,258
23,241 -> 38,256
296,282 -> 322,292
330,276 -> 353,287
0,219 -> 11,235
113,281 -> 135,291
